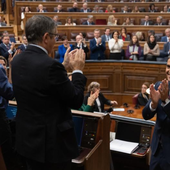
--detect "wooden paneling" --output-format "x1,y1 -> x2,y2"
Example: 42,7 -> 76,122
0,26 -> 14,34
83,61 -> 166,105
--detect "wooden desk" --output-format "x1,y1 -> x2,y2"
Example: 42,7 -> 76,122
111,104 -> 156,121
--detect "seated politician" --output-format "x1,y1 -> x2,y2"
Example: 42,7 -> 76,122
58,36 -> 74,63
90,29 -> 106,60
137,82 -> 150,106
83,82 -> 118,112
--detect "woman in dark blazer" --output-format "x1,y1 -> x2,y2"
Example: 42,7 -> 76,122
137,82 -> 150,106
84,82 -> 118,112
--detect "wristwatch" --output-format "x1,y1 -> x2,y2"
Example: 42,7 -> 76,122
162,97 -> 170,105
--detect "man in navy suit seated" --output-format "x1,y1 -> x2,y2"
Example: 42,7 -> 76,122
37,4 -> 47,12
17,35 -> 28,52
90,29 -> 106,60
69,2 -> 80,12
161,28 -> 170,42
80,3 -> 91,12
161,38 -> 170,57
82,15 -> 95,25
143,58 -> 170,170
2,31 -> 16,43
0,35 -> 15,60
54,5 -> 64,13
154,16 -> 166,25
101,28 -> 112,42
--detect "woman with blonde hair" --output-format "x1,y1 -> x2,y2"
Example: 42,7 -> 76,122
107,15 -> 117,26
105,5 -> 115,13
65,16 -> 76,26
84,81 -> 118,112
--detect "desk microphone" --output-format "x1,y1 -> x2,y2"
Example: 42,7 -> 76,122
123,103 -> 129,108
134,104 -> 140,109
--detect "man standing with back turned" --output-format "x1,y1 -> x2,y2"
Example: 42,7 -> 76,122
11,15 -> 86,170
143,57 -> 170,170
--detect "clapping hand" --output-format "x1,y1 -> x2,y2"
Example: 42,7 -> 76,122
150,83 -> 160,109
158,79 -> 169,101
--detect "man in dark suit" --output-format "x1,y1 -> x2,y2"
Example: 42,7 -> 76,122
0,35 -> 15,60
11,15 -> 86,170
74,35 -> 89,59
52,15 -> 62,26
0,16 -> 6,26
161,28 -> 170,42
154,16 -> 166,25
54,5 -> 64,12
69,2 -> 80,12
37,4 -> 47,12
143,58 -> 170,170
17,35 -> 27,52
161,39 -> 170,57
101,28 -> 111,42
141,15 -> 154,26
2,31 -> 16,43
80,3 -> 91,12
90,29 -> 106,60
82,15 -> 95,25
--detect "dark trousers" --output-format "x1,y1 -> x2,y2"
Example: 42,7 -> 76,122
150,143 -> 170,170
109,53 -> 122,60
25,157 -> 72,170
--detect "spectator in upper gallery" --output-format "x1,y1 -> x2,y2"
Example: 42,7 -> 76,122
54,5 -> 64,12
0,16 -> 6,26
2,31 -> 16,43
80,3 -> 91,12
148,3 -> 157,12
74,35 -> 89,59
17,35 -> 28,52
121,5 -> 129,13
92,5 -> 103,13
101,28 -> 112,42
107,15 -> 117,26
58,36 -> 74,63
65,17 -> 76,26
141,15 -> 154,26
82,15 -> 95,25
37,4 -> 47,13
105,5 -> 115,13
82,0 -> 91,2
136,31 -> 145,41
108,31 -> 123,60
161,28 -> 170,42
137,82 -> 150,106
154,16 -> 166,25
95,0 -> 105,2
21,6 -> 31,20
90,29 -> 106,60
0,35 -> 16,60
122,17 -> 134,26
126,35 -> 141,60
131,6 -> 140,13
69,2 -> 80,12
53,15 -> 62,26
160,5 -> 168,13
144,35 -> 160,61
119,27 -> 130,41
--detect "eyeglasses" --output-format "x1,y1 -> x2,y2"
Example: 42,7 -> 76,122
48,32 -> 58,37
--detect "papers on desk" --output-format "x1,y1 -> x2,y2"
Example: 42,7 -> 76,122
113,108 -> 125,111
110,139 -> 139,154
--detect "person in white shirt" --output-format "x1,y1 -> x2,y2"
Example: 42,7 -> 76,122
108,31 -> 123,60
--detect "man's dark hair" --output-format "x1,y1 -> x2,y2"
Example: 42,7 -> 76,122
0,56 -> 7,66
25,15 -> 56,44
148,30 -> 155,36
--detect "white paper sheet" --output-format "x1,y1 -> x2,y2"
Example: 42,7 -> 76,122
110,139 -> 139,154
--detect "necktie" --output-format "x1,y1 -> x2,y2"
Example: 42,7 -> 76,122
6,44 -> 9,50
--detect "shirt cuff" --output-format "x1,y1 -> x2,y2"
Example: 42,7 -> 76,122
72,70 -> 83,74
8,49 -> 13,54
149,102 -> 156,112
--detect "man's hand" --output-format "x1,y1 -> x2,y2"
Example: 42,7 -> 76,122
69,49 -> 85,71
10,42 -> 15,50
62,47 -> 72,70
158,79 -> 169,101
150,84 -> 160,109
111,100 -> 118,106
97,38 -> 102,44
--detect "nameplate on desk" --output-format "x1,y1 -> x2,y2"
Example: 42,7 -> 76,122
110,139 -> 139,154
113,108 -> 125,111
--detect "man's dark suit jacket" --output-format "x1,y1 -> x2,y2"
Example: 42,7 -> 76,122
54,9 -> 64,12
84,92 -> 111,112
80,9 -> 91,12
74,42 -> 89,59
161,36 -> 168,42
17,44 -> 26,51
69,8 -> 80,12
162,42 -> 170,56
11,45 -> 86,163
143,81 -> 170,165
154,22 -> 166,25
82,21 -> 95,25
141,20 -> 154,25
101,34 -> 112,42
0,22 -> 6,26
90,38 -> 106,60
0,43 -> 13,60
